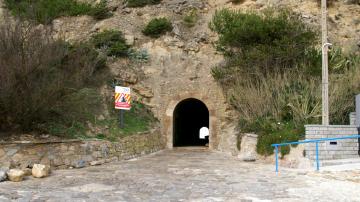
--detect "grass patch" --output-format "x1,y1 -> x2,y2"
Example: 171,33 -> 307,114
142,17 -> 172,38
95,101 -> 158,141
4,0 -> 112,24
183,8 -> 198,27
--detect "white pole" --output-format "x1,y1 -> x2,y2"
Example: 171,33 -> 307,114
321,0 -> 329,125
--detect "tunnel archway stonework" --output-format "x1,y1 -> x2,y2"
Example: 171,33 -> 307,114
163,93 -> 220,150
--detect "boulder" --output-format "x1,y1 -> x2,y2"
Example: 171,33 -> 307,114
7,169 -> 25,182
238,133 -> 258,162
32,164 -> 50,178
0,169 -> 7,182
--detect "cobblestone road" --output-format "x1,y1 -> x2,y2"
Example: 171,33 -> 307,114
0,147 -> 359,202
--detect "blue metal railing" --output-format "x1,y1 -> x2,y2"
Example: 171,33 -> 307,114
271,135 -> 360,173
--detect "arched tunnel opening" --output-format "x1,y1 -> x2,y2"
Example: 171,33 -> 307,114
173,98 -> 209,147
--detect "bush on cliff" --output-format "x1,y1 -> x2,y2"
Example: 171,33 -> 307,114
92,30 -> 130,57
210,8 -> 360,156
4,0 -> 111,24
142,18 -> 172,38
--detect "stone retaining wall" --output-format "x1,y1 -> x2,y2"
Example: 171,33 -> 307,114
0,130 -> 165,169
305,125 -> 360,160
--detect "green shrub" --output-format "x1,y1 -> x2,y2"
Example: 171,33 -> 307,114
142,18 -> 172,38
128,49 -> 150,63
92,30 -> 129,57
88,0 -> 113,20
0,22 -> 108,133
4,0 -> 111,24
126,0 -> 161,8
253,120 -> 303,157
209,8 -> 317,76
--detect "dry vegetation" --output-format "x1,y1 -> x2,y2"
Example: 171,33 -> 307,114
210,8 -> 360,156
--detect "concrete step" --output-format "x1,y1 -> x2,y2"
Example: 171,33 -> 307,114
320,158 -> 360,167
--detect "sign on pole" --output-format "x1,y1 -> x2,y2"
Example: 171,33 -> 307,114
115,86 -> 131,110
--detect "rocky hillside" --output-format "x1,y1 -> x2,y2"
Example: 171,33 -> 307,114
0,0 -> 359,153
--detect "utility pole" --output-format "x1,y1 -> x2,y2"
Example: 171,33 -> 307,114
321,0 -> 330,125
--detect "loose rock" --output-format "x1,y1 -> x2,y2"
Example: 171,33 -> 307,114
7,169 -> 25,182
90,160 -> 106,166
74,160 -> 86,168
0,169 -> 7,182
32,164 -> 50,178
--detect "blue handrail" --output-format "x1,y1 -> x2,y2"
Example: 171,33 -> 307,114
271,134 -> 360,173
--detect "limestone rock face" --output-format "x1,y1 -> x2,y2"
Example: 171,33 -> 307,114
124,34 -> 135,46
32,164 -> 50,178
238,134 -> 258,162
7,169 -> 25,182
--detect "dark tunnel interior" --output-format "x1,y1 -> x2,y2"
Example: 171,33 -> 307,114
173,98 -> 209,147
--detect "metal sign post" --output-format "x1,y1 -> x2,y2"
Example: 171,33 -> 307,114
119,110 -> 124,128
115,86 -> 131,128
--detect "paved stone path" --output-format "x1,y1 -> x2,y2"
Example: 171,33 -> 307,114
0,147 -> 359,201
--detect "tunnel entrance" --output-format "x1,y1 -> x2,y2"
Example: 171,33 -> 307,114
173,98 -> 209,147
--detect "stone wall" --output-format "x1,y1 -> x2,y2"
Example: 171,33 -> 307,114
305,125 -> 360,160
0,130 -> 165,169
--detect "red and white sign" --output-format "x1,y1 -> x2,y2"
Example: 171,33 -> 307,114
115,86 -> 131,110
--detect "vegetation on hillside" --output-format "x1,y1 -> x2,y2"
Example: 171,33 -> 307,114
0,21 -> 107,132
142,17 -> 173,38
210,8 -> 360,157
4,0 -> 112,24
0,21 -> 157,140
92,30 -> 130,57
